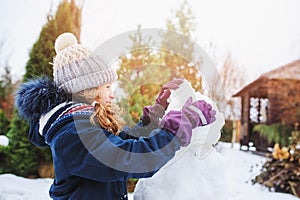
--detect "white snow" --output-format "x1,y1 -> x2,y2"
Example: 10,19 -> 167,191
0,135 -> 9,146
0,174 -> 52,200
221,143 -> 298,200
0,143 -> 298,200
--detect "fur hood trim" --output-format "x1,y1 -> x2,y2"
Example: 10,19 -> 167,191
15,77 -> 72,121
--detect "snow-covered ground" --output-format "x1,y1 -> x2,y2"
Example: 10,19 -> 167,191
0,142 -> 298,200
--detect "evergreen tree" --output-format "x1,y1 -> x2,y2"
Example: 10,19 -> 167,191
0,110 -> 10,173
24,0 -> 82,80
0,108 -> 10,136
0,37 -> 16,174
117,1 -> 200,126
161,0 -> 203,92
6,111 -> 41,176
117,26 -> 172,125
6,0 -> 82,177
0,65 -> 14,119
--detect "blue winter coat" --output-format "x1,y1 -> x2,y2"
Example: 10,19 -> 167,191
15,78 -> 181,200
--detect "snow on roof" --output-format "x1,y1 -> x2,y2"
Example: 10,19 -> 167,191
259,59 -> 300,80
233,59 -> 300,97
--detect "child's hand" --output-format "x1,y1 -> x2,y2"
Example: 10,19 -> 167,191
156,78 -> 184,110
182,97 -> 216,128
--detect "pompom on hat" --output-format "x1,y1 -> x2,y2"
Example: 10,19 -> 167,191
53,32 -> 117,93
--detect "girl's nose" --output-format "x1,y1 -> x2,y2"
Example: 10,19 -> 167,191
109,91 -> 114,99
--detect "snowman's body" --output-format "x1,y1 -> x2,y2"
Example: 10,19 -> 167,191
133,81 -> 228,200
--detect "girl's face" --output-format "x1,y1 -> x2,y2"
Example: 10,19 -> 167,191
95,83 -> 114,107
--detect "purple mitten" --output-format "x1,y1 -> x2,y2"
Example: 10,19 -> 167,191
156,78 -> 184,110
182,97 -> 216,128
141,104 -> 165,125
141,78 -> 184,126
160,110 -> 193,147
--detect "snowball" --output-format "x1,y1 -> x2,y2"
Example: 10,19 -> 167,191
0,135 -> 9,146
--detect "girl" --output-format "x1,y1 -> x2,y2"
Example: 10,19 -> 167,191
15,32 -> 216,200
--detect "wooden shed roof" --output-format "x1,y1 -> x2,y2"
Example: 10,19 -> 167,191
233,59 -> 300,97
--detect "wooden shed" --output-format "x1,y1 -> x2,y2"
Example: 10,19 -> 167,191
233,59 -> 300,150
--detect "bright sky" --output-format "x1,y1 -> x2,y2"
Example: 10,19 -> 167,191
1,0 -> 300,82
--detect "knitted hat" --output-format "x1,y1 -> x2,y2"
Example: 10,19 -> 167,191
53,32 -> 117,93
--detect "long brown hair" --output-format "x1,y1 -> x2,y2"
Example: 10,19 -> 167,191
75,87 -> 124,135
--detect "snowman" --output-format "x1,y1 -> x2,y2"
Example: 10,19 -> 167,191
133,79 -> 228,200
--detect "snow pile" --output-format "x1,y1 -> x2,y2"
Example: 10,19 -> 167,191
221,143 -> 298,200
0,174 -> 52,200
